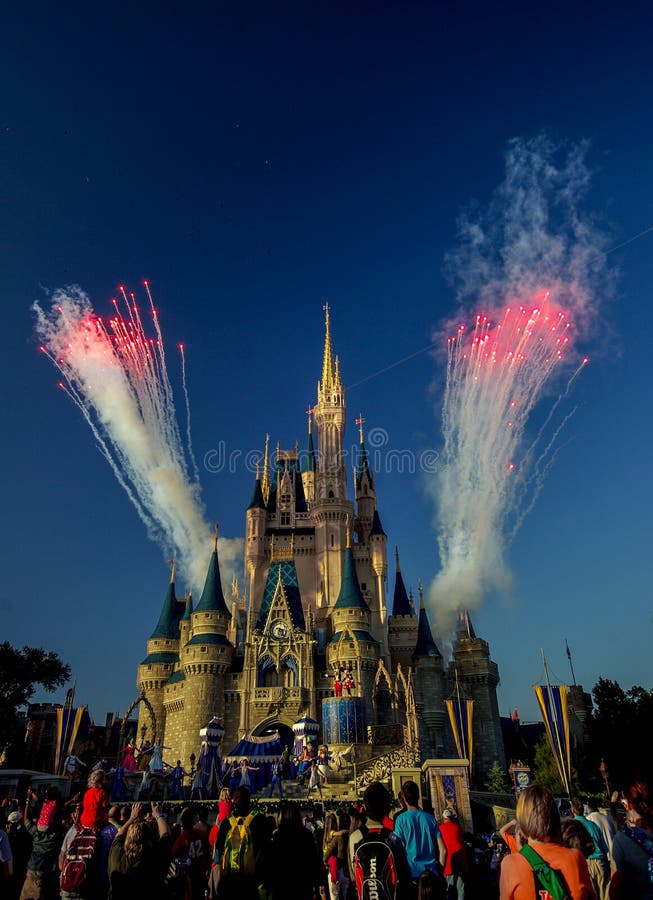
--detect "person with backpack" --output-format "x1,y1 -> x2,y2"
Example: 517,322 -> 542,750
393,780 -> 447,884
499,784 -> 595,899
211,787 -> 268,895
348,781 -> 413,900
570,798 -> 609,900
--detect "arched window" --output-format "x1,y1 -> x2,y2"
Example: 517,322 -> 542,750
281,655 -> 298,687
257,656 -> 280,687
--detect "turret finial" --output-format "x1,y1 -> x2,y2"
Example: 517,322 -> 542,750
213,522 -> 219,553
167,556 -> 176,583
321,302 -> 334,390
306,406 -> 313,434
418,579 -> 424,609
262,433 -> 271,503
395,546 -> 401,572
356,413 -> 365,444
255,458 -> 261,481
346,527 -> 352,549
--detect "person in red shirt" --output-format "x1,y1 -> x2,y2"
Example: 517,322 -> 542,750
439,808 -> 468,899
80,769 -> 109,829
171,807 -> 211,899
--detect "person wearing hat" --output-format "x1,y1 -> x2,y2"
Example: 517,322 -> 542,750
6,810 -> 32,899
439,808 -> 468,900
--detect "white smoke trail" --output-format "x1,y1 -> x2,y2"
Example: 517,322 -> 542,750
34,286 -> 242,592
429,135 -> 613,632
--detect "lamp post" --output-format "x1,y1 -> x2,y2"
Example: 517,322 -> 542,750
599,758 -> 610,798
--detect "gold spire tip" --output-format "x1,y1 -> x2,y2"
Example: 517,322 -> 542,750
213,522 -> 219,552
418,579 -> 424,609
168,556 -> 176,583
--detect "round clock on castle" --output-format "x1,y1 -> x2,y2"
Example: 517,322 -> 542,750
270,620 -> 289,640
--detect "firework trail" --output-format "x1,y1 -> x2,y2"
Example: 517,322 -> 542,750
33,284 -> 242,590
429,135 -> 613,630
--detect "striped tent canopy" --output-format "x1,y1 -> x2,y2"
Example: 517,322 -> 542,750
224,732 -> 285,763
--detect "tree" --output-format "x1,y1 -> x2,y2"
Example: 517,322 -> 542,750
0,642 -> 71,752
485,759 -> 511,793
587,678 -> 653,787
532,735 -> 578,797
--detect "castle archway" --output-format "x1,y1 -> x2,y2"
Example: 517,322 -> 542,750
251,719 -> 294,749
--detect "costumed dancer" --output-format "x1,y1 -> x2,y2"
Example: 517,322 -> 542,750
238,757 -> 260,791
268,757 -> 284,798
316,745 -> 330,785
307,758 -> 323,799
136,767 -> 151,799
118,738 -> 138,772
343,669 -> 355,696
168,759 -> 189,801
110,765 -> 126,802
190,765 -> 208,800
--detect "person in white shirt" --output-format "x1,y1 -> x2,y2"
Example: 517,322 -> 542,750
586,796 -> 616,859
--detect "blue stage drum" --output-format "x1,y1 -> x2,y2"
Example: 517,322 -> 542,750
322,697 -> 366,745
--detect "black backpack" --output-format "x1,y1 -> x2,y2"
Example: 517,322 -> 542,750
352,825 -> 400,900
60,826 -> 100,898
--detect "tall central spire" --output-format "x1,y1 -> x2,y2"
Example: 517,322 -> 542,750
321,302 -> 334,391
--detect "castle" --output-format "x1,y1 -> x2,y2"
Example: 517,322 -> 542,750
136,309 -> 506,786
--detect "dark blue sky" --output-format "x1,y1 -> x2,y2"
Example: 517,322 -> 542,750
2,2 -> 652,725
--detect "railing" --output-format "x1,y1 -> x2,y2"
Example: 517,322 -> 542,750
353,741 -> 420,792
253,687 -> 304,702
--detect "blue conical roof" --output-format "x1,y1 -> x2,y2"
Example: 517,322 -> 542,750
196,542 -> 230,615
370,510 -> 386,537
181,593 -> 193,622
247,477 -> 266,510
150,577 -> 179,640
415,602 -> 441,657
333,548 -> 369,610
392,550 -> 412,616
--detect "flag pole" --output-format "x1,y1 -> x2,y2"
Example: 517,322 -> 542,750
542,649 -> 571,797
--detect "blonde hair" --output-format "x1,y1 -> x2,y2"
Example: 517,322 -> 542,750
124,820 -> 151,866
516,784 -> 561,843
88,769 -> 105,788
219,787 -> 231,802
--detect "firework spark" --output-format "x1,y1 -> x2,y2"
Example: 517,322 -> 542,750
34,284 -> 241,590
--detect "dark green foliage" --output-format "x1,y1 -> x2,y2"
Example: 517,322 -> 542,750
0,642 -> 71,752
586,677 -> 653,789
485,759 -> 511,793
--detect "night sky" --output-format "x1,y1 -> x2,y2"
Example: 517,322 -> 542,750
2,2 -> 652,725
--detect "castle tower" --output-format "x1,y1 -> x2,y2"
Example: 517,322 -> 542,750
137,561 -> 183,745
326,537 -> 380,725
413,583 -> 447,758
388,548 -> 418,673
312,305 -> 354,609
245,458 -> 269,618
175,528 -> 234,763
450,609 -> 506,783
240,540 -> 317,734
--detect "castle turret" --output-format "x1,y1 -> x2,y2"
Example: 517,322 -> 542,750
327,537 -> 379,724
245,458 -> 268,620
388,548 -> 418,673
301,412 -> 317,502
176,528 -> 234,763
354,416 -> 375,535
137,560 -> 181,745
412,583 -> 447,758
451,609 -> 506,784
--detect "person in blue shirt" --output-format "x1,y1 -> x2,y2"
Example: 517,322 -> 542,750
393,780 -> 447,881
570,796 -> 609,900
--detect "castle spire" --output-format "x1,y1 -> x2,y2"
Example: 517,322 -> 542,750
333,546 -> 369,610
247,459 -> 266,510
196,524 -> 230,615
303,408 -> 316,473
150,569 -> 179,640
391,547 -> 412,616
261,433 -> 271,503
321,302 -> 334,391
415,580 -> 441,657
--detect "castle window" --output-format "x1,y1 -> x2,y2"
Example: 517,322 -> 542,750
361,583 -> 367,590
328,490 -> 334,499
331,534 -> 335,548
280,493 -> 291,505
201,647 -> 207,653
280,513 -> 291,526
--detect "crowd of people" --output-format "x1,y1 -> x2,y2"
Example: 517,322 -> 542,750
0,766 -> 651,900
